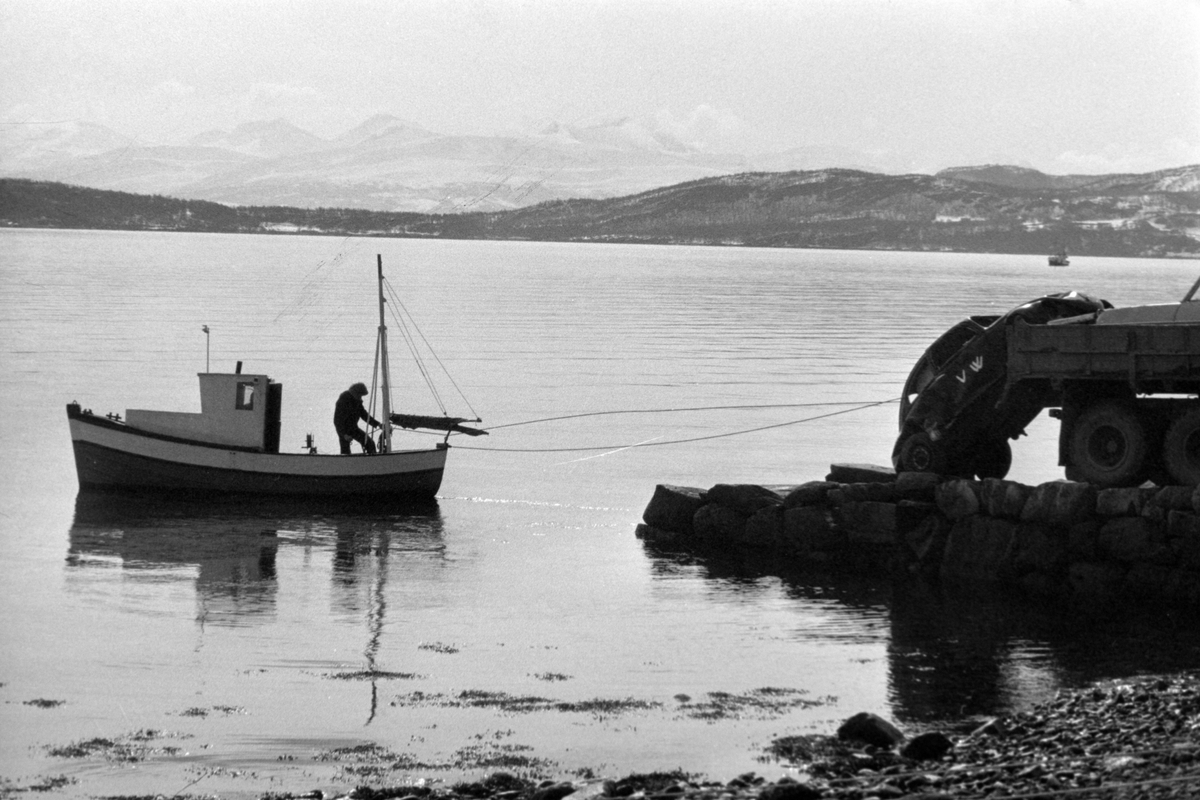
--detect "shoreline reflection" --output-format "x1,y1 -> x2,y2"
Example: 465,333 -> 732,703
641,541 -> 1200,727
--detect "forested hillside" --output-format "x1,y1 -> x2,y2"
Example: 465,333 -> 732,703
3,165 -> 1198,258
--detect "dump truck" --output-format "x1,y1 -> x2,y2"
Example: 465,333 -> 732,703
893,277 -> 1200,487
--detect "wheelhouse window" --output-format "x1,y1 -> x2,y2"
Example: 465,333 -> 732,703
236,382 -> 256,410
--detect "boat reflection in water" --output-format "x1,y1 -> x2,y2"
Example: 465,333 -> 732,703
68,492 -> 291,624
68,492 -> 443,647
640,541 -> 1200,727
67,491 -> 446,723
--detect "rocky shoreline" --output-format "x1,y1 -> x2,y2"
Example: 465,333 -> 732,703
260,671 -> 1199,800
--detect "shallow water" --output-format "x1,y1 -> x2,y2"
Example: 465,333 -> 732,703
1,230 -> 1199,796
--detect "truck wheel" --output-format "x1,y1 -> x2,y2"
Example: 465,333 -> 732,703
1067,402 -> 1148,487
898,432 -> 947,474
972,439 -> 1012,480
1163,409 -> 1200,486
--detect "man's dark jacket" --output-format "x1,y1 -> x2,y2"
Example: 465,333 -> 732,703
334,391 -> 378,435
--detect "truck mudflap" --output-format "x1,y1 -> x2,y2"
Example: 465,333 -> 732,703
893,292 -> 1109,478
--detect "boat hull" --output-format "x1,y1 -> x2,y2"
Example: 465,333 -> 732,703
68,407 -> 446,499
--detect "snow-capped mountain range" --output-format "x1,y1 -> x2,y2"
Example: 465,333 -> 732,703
0,115 -> 887,212
2,115 -> 1197,213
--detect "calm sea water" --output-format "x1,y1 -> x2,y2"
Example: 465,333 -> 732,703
2,229 -> 1199,797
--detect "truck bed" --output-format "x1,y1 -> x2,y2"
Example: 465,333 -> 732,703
1008,319 -> 1200,392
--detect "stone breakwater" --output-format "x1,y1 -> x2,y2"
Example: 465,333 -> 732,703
636,464 -> 1200,612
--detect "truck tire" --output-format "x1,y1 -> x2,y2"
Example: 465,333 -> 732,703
972,439 -> 1012,480
1067,402 -> 1149,487
1163,408 -> 1200,486
897,432 -> 947,474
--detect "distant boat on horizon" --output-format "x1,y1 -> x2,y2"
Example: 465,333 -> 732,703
1048,249 -> 1070,267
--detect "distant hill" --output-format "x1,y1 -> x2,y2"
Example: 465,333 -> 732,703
3,165 -> 1198,258
935,164 -> 1200,193
468,167 -> 1200,257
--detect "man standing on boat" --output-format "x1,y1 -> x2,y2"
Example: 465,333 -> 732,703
334,382 -> 380,455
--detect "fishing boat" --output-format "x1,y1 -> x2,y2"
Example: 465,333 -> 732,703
1048,249 -> 1070,267
66,256 -> 484,500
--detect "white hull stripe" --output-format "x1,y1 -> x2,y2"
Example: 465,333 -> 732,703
69,418 -> 447,478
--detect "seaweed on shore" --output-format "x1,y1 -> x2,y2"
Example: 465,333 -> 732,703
178,704 -> 245,717
23,698 -> 66,709
326,670 -> 425,681
0,774 -> 76,794
678,688 -> 835,721
316,743 -> 451,774
45,729 -> 188,763
314,738 -> 555,782
389,690 -> 661,718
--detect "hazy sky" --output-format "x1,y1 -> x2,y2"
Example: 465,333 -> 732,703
3,0 -> 1198,174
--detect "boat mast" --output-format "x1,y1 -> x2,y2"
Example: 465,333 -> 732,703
377,254 -> 392,453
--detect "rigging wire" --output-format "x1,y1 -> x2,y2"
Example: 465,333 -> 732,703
363,265 -> 899,452
386,291 -> 447,415
449,398 -> 898,453
382,276 -> 481,419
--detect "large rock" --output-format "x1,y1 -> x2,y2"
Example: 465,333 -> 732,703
1168,510 -> 1200,540
900,731 -> 954,761
935,479 -> 980,519
1124,563 -> 1174,601
836,712 -> 905,748
896,500 -> 938,536
1067,520 -> 1102,561
1021,481 -> 1097,527
782,506 -> 843,554
894,471 -> 940,502
826,463 -> 895,484
1011,523 -> 1068,576
1164,569 -> 1200,607
1068,561 -> 1127,600
744,505 -> 785,549
532,783 -> 576,800
1154,486 -> 1195,511
758,782 -> 822,800
979,478 -> 1032,519
643,484 -> 706,535
692,503 -> 748,543
905,515 -> 951,573
829,482 -> 896,505
1018,570 -> 1066,600
942,517 -> 1017,582
783,481 -> 839,508
1172,516 -> 1200,570
1096,487 -> 1154,517
836,501 -> 897,545
706,483 -> 783,515
634,523 -> 679,544
1098,517 -> 1171,564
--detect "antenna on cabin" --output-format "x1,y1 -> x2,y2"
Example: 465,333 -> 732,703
201,325 -> 210,372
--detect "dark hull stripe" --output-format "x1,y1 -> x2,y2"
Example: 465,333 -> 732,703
72,440 -> 444,498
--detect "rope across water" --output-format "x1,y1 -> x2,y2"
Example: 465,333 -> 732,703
444,398 -> 900,453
